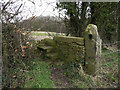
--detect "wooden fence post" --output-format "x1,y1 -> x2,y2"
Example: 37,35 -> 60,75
84,24 -> 102,75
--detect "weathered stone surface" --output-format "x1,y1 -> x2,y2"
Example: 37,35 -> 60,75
46,53 -> 58,60
35,24 -> 102,75
40,38 -> 56,46
38,46 -> 53,53
84,24 -> 102,75
54,36 -> 84,46
54,36 -> 85,64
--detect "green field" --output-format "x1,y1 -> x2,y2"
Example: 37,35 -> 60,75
30,31 -> 66,36
31,32 -> 49,36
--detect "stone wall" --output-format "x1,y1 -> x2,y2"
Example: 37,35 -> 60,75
53,36 -> 85,65
36,24 -> 102,75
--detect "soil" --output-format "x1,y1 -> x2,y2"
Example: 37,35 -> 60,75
49,66 -> 73,88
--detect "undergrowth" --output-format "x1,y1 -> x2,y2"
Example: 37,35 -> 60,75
2,33 -> 119,88
51,49 -> 119,88
2,57 -> 54,88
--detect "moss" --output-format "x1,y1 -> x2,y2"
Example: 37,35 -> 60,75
35,36 -> 85,66
54,36 -> 84,45
41,38 -> 56,46
46,53 -> 58,61
54,36 -> 85,64
35,38 -> 57,51
84,24 -> 101,75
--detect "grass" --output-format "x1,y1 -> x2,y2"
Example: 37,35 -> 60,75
100,49 -> 118,87
31,33 -> 49,36
2,42 -> 119,88
54,49 -> 119,88
2,57 -> 54,88
22,58 -> 54,88
58,63 -> 91,88
31,32 -> 65,36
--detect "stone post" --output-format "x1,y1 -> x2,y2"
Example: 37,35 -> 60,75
84,24 -> 102,75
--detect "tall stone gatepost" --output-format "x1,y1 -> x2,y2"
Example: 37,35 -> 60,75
84,24 -> 102,75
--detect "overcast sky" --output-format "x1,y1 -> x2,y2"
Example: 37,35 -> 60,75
18,0 -> 60,19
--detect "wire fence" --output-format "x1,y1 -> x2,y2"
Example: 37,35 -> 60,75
101,40 -> 119,52
100,41 -> 119,67
102,41 -> 120,46
102,50 -> 119,56
93,42 -> 119,76
101,40 -> 119,57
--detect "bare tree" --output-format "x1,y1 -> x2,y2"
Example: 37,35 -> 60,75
1,0 -> 38,88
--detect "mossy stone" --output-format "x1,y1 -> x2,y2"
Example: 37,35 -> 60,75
84,24 -> 102,75
40,38 -> 56,46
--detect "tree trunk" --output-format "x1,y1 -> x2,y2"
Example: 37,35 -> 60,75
79,2 -> 87,37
